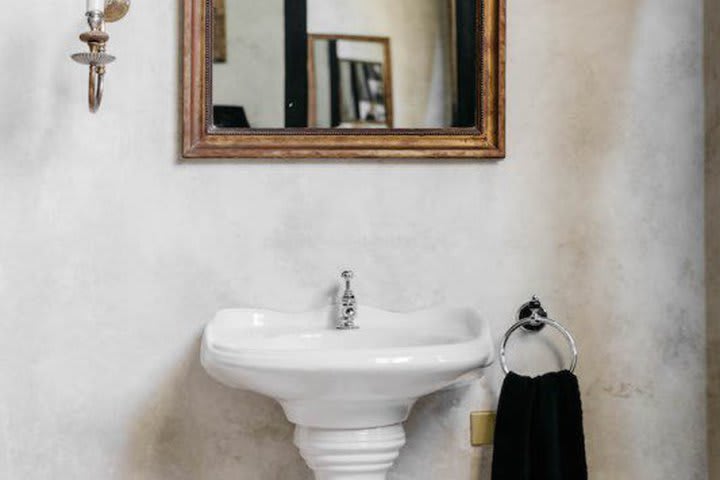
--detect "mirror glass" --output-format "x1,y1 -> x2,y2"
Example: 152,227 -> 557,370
210,0 -> 478,130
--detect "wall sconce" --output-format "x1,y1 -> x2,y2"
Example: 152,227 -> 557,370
71,0 -> 131,113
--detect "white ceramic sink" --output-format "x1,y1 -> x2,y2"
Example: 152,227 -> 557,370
201,305 -> 493,480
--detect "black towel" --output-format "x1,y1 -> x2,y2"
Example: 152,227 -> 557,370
491,371 -> 587,480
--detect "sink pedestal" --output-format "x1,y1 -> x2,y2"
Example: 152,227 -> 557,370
294,424 -> 406,480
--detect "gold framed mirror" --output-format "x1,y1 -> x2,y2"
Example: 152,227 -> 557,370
183,0 -> 505,159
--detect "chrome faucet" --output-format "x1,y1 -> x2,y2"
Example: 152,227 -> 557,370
337,271 -> 359,330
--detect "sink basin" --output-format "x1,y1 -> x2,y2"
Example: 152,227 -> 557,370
201,305 -> 493,480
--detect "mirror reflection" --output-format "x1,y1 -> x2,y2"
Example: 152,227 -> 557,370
309,35 -> 392,128
211,0 -> 478,130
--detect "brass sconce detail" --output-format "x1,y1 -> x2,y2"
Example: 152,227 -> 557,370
71,0 -> 131,113
104,0 -> 131,22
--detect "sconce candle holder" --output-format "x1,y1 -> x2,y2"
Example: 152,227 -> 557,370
71,0 -> 130,113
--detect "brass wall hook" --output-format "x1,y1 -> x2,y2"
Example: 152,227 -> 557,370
70,1 -> 130,113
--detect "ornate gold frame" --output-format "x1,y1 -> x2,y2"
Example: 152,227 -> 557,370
183,0 -> 505,159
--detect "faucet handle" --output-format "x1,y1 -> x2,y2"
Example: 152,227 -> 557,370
341,270 -> 354,289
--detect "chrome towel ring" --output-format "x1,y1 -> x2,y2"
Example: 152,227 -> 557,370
499,296 -> 578,375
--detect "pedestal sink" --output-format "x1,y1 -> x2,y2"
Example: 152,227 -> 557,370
201,306 -> 493,480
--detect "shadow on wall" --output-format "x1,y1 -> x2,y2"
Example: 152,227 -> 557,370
509,0 -> 648,476
706,0 -> 720,477
392,376 -> 496,479
537,0 -> 641,307
119,338 -> 313,480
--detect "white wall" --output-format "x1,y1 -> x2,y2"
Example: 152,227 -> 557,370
212,0 -> 284,128
0,1 -> 707,479
308,0 -> 453,128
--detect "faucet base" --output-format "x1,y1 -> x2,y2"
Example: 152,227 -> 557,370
337,324 -> 360,330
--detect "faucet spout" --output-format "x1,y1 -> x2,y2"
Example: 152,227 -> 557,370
337,270 -> 359,330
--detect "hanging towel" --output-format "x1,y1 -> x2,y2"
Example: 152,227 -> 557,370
491,370 -> 588,480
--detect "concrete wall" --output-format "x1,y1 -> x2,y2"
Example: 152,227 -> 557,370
707,0 -> 720,476
0,1 -> 707,479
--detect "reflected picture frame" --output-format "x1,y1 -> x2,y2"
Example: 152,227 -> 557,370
183,0 -> 505,159
307,34 -> 394,129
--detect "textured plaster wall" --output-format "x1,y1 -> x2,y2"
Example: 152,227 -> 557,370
707,0 -> 720,476
0,1 -> 707,480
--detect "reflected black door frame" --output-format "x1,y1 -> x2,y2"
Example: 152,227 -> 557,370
284,0 -> 308,127
455,0 -> 477,127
